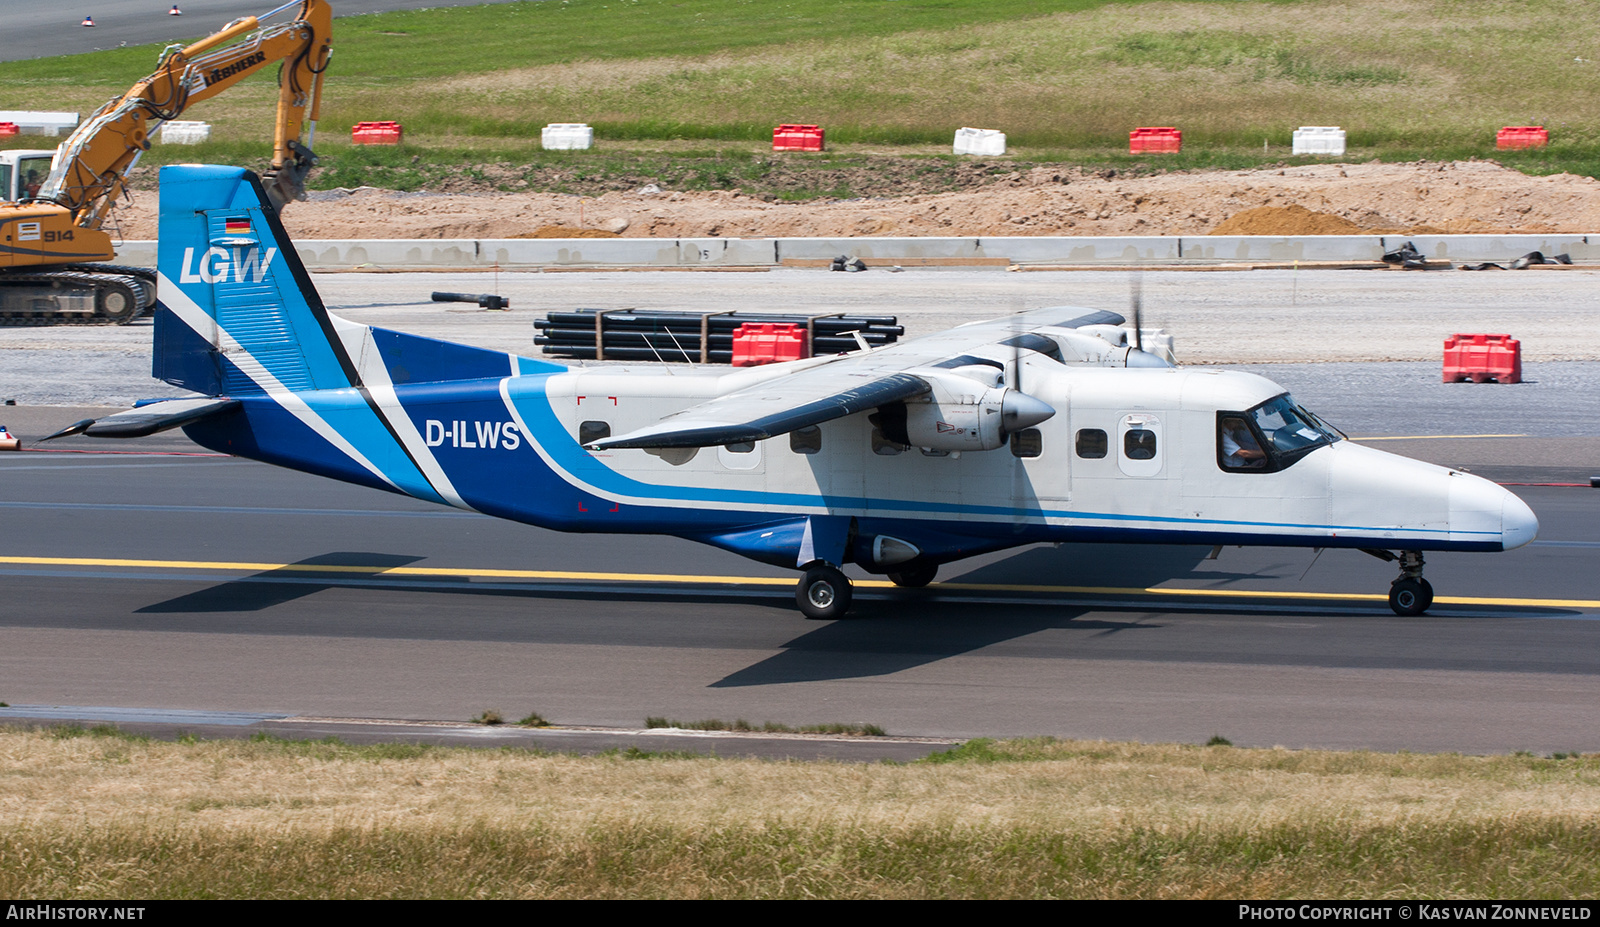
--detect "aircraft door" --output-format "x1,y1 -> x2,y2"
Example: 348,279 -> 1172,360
1117,413 -> 1164,478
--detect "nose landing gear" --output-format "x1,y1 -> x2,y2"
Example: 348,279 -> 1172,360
1388,551 -> 1433,616
1363,549 -> 1434,615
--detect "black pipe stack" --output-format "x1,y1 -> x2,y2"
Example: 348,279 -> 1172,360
535,309 -> 904,363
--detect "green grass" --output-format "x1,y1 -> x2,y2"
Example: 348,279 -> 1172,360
4,0 -> 1600,193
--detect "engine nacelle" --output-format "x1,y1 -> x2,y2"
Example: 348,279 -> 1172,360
899,372 -> 1056,451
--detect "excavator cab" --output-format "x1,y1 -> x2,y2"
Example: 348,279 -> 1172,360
0,151 -> 57,202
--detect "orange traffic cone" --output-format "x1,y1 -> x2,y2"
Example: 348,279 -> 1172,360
0,426 -> 20,451
169,4 -> 181,14
81,15 -> 95,26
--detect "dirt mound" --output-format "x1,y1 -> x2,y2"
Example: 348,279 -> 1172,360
108,160 -> 1600,240
1210,205 -> 1364,236
514,225 -> 621,239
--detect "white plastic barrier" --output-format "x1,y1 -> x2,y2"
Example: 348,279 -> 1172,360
1293,126 -> 1346,156
0,111 -> 79,136
541,123 -> 593,150
159,120 -> 211,144
953,126 -> 1006,156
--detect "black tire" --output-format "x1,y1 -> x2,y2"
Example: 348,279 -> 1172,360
796,564 -> 852,620
96,283 -> 139,324
887,563 -> 937,588
1389,578 -> 1431,616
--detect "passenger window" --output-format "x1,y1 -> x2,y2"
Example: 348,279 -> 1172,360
1124,429 -> 1157,460
724,440 -> 755,454
1076,429 -> 1107,459
579,421 -> 610,445
790,425 -> 822,455
1010,429 -> 1042,458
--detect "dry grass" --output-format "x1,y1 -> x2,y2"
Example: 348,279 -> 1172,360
1,728 -> 1597,898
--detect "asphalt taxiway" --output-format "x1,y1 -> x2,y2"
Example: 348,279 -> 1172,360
1,434 -> 1596,755
0,0 -> 532,63
1,267 -> 1596,756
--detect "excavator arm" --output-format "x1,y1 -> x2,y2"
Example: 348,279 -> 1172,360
0,0 -> 331,322
39,0 -> 332,221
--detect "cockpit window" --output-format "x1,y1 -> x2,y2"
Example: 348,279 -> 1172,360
1218,394 -> 1336,472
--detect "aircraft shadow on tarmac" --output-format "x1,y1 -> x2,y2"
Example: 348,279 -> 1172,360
121,543 -> 1589,682
132,544 -> 1238,685
136,552 -> 428,614
711,543 -> 1216,687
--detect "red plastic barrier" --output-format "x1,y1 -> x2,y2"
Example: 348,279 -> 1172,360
1496,126 -> 1548,150
732,323 -> 807,366
351,121 -> 403,145
1444,333 -> 1521,384
1129,127 -> 1182,154
772,124 -> 824,152
0,122 -> 17,137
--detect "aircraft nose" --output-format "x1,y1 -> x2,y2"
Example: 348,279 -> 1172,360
1500,490 -> 1539,551
1448,472 -> 1538,551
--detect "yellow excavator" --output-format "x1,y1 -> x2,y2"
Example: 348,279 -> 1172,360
0,0 -> 331,323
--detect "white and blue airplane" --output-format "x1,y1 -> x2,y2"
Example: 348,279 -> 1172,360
58,165 -> 1539,618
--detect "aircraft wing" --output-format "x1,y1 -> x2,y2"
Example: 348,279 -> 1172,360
588,306 -> 1125,450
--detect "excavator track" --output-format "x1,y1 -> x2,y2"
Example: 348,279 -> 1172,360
0,268 -> 156,326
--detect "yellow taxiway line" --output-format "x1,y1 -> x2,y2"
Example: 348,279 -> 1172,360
4,555 -> 1597,611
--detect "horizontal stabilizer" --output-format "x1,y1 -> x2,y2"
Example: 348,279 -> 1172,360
78,398 -> 241,438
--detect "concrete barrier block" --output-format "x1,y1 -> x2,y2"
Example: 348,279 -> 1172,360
1292,126 -> 1346,156
485,238 -> 680,267
675,238 -> 780,266
111,234 -> 1600,271
1180,235 -> 1387,263
0,111 -> 79,136
541,123 -> 593,150
1004,237 -> 1183,264
1404,235 -> 1599,263
954,127 -> 1006,156
778,238 -> 986,261
158,120 -> 210,144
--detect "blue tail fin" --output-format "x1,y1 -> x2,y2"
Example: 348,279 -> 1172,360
154,165 -> 356,395
151,165 -> 562,508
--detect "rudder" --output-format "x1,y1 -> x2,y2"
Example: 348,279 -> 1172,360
154,164 -> 354,396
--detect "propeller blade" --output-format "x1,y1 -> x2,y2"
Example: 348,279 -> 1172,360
1129,271 -> 1144,354
1010,301 -> 1024,393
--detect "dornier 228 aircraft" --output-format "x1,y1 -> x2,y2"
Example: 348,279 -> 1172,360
57,165 -> 1539,619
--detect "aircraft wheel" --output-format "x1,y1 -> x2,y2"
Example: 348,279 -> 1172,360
1389,577 -> 1432,616
797,564 -> 852,620
887,563 -> 937,588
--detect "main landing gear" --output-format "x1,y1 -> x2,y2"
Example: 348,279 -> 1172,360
1365,549 -> 1433,616
795,562 -> 941,619
797,563 -> 853,620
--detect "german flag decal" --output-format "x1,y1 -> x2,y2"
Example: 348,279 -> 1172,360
223,217 -> 251,234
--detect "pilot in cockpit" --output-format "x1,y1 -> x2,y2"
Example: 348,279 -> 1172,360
1221,416 -> 1266,469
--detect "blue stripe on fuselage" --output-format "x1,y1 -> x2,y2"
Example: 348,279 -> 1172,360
497,374 -> 1496,543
